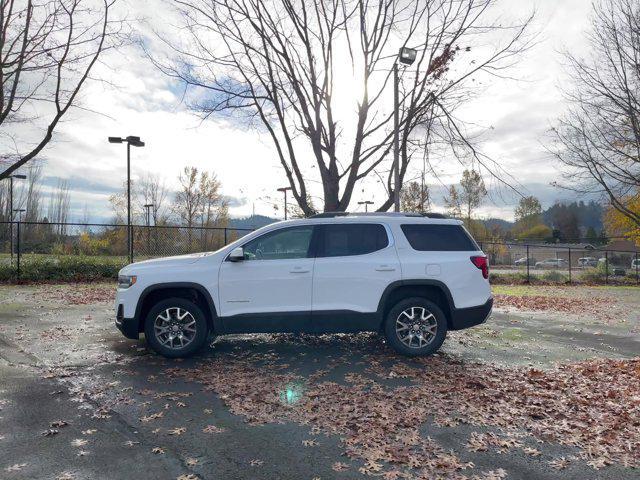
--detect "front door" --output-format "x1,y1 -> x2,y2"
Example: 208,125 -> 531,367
218,226 -> 316,324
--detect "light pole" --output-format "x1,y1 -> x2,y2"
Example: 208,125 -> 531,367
143,203 -> 153,258
277,186 -> 292,220
393,47 -> 417,212
358,200 -> 374,212
143,204 -> 154,227
13,208 -> 25,222
13,208 -> 25,275
108,136 -> 145,263
8,174 -> 26,261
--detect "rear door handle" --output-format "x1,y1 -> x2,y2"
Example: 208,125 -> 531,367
290,267 -> 310,273
375,265 -> 396,272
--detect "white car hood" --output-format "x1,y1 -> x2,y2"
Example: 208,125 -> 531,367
120,252 -> 215,274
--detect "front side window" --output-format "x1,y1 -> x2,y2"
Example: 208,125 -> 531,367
401,224 -> 479,251
242,226 -> 314,260
318,224 -> 388,257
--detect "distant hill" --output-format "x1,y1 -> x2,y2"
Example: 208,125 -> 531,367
229,215 -> 278,230
483,218 -> 514,231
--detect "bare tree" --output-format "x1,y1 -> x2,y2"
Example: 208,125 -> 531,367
550,0 -> 640,227
174,167 -> 202,230
24,164 -> 43,222
174,166 -> 229,248
459,168 -> 486,221
443,185 -> 461,218
47,179 -> 70,234
0,0 -> 123,179
109,180 -> 138,223
139,173 -> 169,225
154,0 -> 534,213
401,179 -> 430,213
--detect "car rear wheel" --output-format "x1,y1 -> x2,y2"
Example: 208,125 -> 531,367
144,298 -> 209,358
384,297 -> 447,357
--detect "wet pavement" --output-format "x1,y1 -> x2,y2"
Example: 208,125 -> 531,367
0,283 -> 638,480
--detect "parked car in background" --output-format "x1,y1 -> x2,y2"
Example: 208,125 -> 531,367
514,257 -> 536,266
632,258 -> 640,270
578,257 -> 598,268
535,258 -> 569,269
610,266 -> 627,276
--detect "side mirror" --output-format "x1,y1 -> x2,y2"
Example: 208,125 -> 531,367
228,246 -> 244,262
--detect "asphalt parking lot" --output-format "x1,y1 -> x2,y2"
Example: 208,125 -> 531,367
0,283 -> 638,480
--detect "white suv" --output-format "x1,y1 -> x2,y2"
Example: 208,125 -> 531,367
115,213 -> 492,358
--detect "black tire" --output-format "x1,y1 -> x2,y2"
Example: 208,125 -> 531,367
144,298 -> 209,358
384,297 -> 447,357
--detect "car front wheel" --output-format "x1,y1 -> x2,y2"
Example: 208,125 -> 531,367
144,298 -> 209,358
384,297 -> 447,357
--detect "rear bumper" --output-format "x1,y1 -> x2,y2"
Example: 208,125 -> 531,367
115,304 -> 140,339
449,297 -> 493,330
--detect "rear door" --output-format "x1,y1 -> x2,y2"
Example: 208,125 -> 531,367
312,223 -> 401,314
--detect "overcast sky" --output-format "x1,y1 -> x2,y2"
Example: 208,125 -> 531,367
19,0 -> 596,223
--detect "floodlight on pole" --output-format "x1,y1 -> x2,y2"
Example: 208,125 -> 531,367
13,208 -> 25,222
358,200 -> 374,213
143,204 -> 154,227
277,186 -> 292,220
393,47 -> 417,212
108,135 -> 145,263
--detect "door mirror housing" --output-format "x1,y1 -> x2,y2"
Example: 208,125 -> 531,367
228,247 -> 245,262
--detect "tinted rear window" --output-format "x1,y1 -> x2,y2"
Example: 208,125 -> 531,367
401,224 -> 479,251
318,224 -> 388,257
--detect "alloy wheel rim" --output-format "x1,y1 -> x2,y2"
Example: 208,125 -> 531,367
154,307 -> 197,350
395,306 -> 437,349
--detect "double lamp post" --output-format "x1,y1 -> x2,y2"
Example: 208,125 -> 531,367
108,136 -> 145,263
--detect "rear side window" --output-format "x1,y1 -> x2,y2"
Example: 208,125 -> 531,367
401,224 -> 479,251
318,224 -> 388,257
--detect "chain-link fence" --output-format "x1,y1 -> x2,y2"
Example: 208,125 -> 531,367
479,241 -> 640,285
0,221 -> 253,280
0,220 -> 638,284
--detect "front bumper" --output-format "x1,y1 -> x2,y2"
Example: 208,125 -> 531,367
115,304 -> 140,339
449,297 -> 493,330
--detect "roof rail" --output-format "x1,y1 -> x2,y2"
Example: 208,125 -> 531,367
308,211 -> 448,219
309,212 -> 350,218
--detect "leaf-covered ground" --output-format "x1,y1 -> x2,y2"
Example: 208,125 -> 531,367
160,343 -> 639,478
0,283 -> 638,479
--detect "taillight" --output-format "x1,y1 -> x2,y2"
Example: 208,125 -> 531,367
470,255 -> 489,279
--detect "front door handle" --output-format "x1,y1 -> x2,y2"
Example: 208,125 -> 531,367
375,265 -> 396,272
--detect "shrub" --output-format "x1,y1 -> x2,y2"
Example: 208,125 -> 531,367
78,233 -> 112,256
580,267 -> 604,283
541,270 -> 569,283
490,271 -> 533,284
0,255 -> 126,282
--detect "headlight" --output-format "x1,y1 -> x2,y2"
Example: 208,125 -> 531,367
118,275 -> 137,289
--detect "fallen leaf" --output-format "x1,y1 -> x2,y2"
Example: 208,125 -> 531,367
5,463 -> 27,472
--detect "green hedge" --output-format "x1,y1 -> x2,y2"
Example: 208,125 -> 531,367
0,256 -> 126,282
